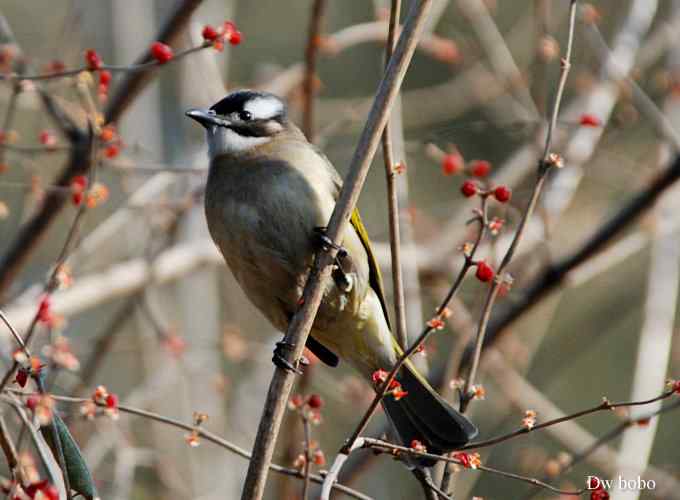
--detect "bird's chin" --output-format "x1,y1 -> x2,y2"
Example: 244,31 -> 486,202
207,128 -> 271,160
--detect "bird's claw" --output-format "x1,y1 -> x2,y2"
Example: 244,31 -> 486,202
272,341 -> 304,374
313,227 -> 352,292
312,227 -> 348,260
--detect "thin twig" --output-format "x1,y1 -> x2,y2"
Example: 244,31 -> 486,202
302,416 -> 312,500
381,0 -> 408,350
361,438 -> 585,496
341,197 -> 488,454
459,0 -> 579,411
8,392 -> 373,500
460,390 -> 676,451
239,3 -> 434,499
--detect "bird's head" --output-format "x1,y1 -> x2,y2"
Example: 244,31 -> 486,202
186,90 -> 289,160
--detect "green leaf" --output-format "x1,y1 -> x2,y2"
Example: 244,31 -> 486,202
41,413 -> 99,500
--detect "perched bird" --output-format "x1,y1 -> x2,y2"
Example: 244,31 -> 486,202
186,90 -> 477,456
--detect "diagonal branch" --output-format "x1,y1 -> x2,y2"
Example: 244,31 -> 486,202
239,2 -> 434,499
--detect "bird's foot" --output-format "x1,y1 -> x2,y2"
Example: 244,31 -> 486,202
312,227 -> 348,260
312,227 -> 353,292
272,341 -> 306,374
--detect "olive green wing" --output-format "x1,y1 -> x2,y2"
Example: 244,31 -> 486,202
350,209 -> 391,330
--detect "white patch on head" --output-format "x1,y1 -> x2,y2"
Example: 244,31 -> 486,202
244,96 -> 284,121
207,127 -> 270,159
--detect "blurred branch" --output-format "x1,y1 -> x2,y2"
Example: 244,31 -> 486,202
0,92 -> 92,303
302,0 -> 326,141
611,13 -> 680,496
454,0 -> 537,117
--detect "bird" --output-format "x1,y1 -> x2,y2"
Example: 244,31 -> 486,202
186,90 -> 478,458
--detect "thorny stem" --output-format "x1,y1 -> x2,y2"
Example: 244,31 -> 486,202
341,197 -> 489,454
459,0 -> 579,412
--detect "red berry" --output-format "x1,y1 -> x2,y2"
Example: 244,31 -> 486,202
150,42 -> 174,64
494,185 -> 512,203
229,30 -> 243,45
673,380 -> 680,394
307,394 -> 323,409
41,484 -> 59,500
460,180 -> 478,198
26,395 -> 39,410
105,144 -> 120,158
84,49 -> 102,70
39,131 -> 56,147
470,160 -> 491,177
441,152 -> 463,175
202,25 -> 219,41
15,369 -> 28,388
591,489 -> 609,500
105,393 -> 118,408
475,261 -> 495,282
72,192 -> 84,206
580,114 -> 601,127
99,70 -> 112,86
37,295 -> 51,322
71,175 -> 88,190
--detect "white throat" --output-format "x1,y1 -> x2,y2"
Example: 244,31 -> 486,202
207,127 -> 270,160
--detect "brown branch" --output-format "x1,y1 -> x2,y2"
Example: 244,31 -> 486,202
301,416 -> 312,500
459,0 -> 578,411
521,398 -> 680,500
360,438 -> 585,496
460,390 -> 677,451
0,416 -> 19,478
302,0 -> 327,141
0,43 -> 211,83
381,0 -> 409,350
239,2 -> 434,499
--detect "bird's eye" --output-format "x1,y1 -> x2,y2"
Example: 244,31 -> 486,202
239,110 -> 253,121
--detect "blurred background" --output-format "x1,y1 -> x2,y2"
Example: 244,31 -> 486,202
0,0 -> 679,499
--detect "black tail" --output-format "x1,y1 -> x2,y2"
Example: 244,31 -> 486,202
382,363 -> 477,464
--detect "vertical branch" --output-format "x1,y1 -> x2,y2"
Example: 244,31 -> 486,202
302,0 -> 327,142
460,0 -> 578,412
301,417 -> 312,500
532,0 -> 551,116
240,2 -> 434,499
381,0 -> 408,350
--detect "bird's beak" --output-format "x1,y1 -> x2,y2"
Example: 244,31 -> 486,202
185,108 -> 229,128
